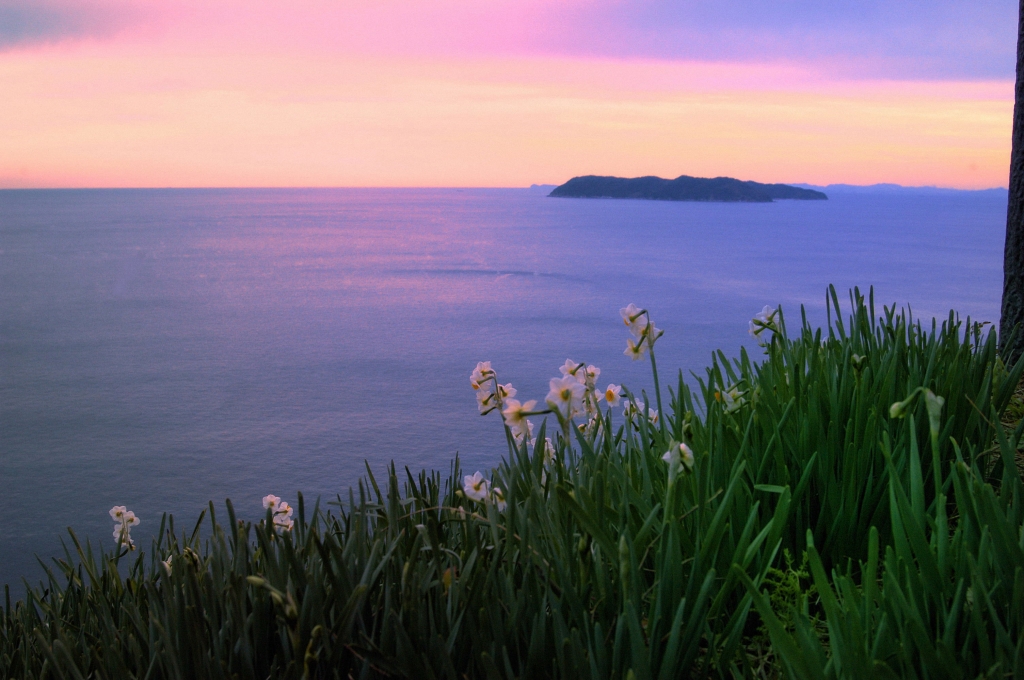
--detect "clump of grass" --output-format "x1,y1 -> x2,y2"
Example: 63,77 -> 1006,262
2,286 -> 1022,679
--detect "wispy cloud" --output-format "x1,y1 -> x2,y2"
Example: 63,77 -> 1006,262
0,1 -> 139,50
542,0 -> 1017,81
2,1 -> 1015,81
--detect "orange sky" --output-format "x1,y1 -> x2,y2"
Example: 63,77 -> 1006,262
0,1 -> 1015,189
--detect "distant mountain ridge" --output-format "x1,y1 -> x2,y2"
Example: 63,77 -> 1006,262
549,175 -> 827,202
791,183 -> 1007,195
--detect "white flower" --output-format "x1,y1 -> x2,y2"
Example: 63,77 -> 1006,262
162,555 -> 173,575
505,407 -> 535,443
749,305 -> 780,342
510,418 -> 536,445
601,384 -> 623,406
578,415 -> 601,436
541,438 -> 555,466
662,442 -> 695,471
476,388 -> 499,415
681,444 -> 694,469
478,382 -> 514,415
264,496 -> 293,531
624,337 -> 647,361
470,361 -> 495,390
109,505 -> 139,550
584,365 -> 600,387
546,375 -> 586,419
491,487 -> 507,512
559,359 -> 584,381
501,395 -> 528,421
754,305 -> 777,326
463,472 -> 490,502
112,524 -> 135,549
716,386 -> 746,413
624,398 -> 658,425
620,304 -> 647,338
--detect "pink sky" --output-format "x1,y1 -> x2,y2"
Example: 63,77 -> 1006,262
0,0 -> 1015,189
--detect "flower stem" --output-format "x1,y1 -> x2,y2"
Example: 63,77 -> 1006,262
649,348 -> 667,438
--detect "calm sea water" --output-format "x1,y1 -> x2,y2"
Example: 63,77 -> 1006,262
0,187 -> 1007,589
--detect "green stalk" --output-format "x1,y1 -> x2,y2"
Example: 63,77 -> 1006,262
649,348 -> 667,439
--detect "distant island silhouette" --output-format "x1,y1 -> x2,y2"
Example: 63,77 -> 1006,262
549,175 -> 828,202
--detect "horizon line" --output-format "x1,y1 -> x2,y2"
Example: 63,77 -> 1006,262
0,183 -> 1011,192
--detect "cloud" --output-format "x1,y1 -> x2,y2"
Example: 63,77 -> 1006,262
0,1 -> 136,49
1,0 -> 1015,81
523,0 -> 1018,81
187,0 -> 1016,82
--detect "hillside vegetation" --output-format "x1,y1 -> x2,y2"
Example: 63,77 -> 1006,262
3,287 -> 1023,679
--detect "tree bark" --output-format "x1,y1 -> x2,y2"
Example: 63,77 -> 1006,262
1001,0 -> 1024,363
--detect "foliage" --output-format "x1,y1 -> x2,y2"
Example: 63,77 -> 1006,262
744,377 -> 1024,678
1,286 -> 1022,679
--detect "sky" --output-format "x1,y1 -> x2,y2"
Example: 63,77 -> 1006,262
0,0 -> 1018,189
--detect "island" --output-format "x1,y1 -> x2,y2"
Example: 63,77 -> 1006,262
548,174 -> 828,202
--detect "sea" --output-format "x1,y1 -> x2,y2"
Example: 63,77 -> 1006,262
0,186 -> 1008,590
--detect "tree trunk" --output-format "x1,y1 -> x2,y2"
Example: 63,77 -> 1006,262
1001,0 -> 1024,363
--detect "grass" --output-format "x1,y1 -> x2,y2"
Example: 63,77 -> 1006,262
2,286 -> 1023,679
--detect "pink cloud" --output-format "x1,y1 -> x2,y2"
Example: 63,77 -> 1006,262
6,0 -> 1015,81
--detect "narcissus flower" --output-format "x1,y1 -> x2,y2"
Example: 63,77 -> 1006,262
513,421 -> 536,446
624,398 -> 658,425
476,389 -> 498,415
749,305 -> 780,343
113,525 -> 134,549
540,437 -> 555,465
559,359 -> 584,381
620,304 -> 647,338
463,472 -> 490,502
110,505 -> 140,550
546,375 -> 586,418
601,384 -> 623,406
502,398 -> 534,425
662,442 -> 695,470
470,361 -> 495,389
491,487 -> 507,512
264,495 -> 295,533
624,337 -> 647,361
715,386 -> 746,413
502,398 -> 537,442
